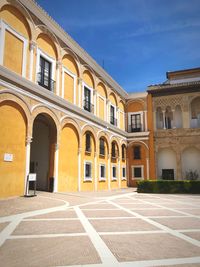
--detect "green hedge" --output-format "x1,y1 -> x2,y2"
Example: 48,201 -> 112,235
137,180 -> 200,194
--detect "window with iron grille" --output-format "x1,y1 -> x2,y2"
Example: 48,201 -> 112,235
122,167 -> 126,179
85,133 -> 91,152
84,87 -> 92,112
111,142 -> 116,158
84,162 -> 92,181
110,105 -> 116,125
134,167 -> 142,178
133,146 -> 141,159
100,164 -> 106,180
38,56 -> 55,91
112,166 -> 117,179
99,138 -> 105,156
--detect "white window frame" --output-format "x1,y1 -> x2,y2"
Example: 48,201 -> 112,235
82,82 -> 93,108
97,93 -> 106,121
131,165 -> 144,180
128,111 -> 144,132
111,164 -> 117,181
0,20 -> 28,77
110,103 -> 117,125
99,163 -> 106,181
122,166 -> 126,180
62,66 -> 77,104
84,161 -> 92,182
35,48 -> 56,88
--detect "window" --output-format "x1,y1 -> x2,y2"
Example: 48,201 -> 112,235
85,133 -> 91,153
84,162 -> 92,181
111,142 -> 116,158
122,167 -> 126,180
99,138 -> 105,156
38,56 -> 55,91
84,86 -> 93,112
133,146 -> 141,159
112,166 -> 117,180
131,114 -> 141,132
122,145 -> 126,160
132,166 -> 144,179
100,164 -> 106,181
110,105 -> 116,125
162,169 -> 174,180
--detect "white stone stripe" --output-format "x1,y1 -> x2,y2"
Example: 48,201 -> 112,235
74,206 -> 118,265
23,218 -> 79,221
99,230 -> 165,235
88,217 -> 135,220
9,233 -> 87,239
80,208 -> 119,211
108,200 -> 200,248
56,256 -> 200,267
0,218 -> 21,247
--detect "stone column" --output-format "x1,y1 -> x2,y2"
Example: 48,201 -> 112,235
94,152 -> 97,191
93,89 -> 97,115
53,143 -> 59,192
116,107 -> 119,128
78,78 -> 82,108
162,110 -> 166,129
78,147 -> 81,191
24,136 -> 32,195
29,41 -> 36,81
118,156 -> 121,188
106,99 -> 110,123
56,60 -> 62,96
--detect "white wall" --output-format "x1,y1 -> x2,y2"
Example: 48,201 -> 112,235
157,148 -> 177,179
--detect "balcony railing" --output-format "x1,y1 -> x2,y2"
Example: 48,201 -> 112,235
37,72 -> 55,92
83,99 -> 94,113
110,116 -> 117,126
128,123 -> 142,132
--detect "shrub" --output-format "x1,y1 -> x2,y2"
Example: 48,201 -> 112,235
185,170 -> 199,181
137,180 -> 200,194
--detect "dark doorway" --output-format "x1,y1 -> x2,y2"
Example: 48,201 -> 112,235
162,169 -> 174,180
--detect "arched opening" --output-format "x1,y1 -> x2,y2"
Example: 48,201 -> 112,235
181,147 -> 200,179
30,113 -> 57,191
174,105 -> 182,128
165,106 -> 173,129
157,148 -> 176,180
156,107 -> 163,129
190,97 -> 200,128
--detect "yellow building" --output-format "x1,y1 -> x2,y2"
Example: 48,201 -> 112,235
0,0 -> 155,198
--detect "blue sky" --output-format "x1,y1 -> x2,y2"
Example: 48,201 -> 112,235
36,0 -> 200,93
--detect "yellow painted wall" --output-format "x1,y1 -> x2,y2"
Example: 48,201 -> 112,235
97,83 -> 107,98
58,124 -> 79,192
120,112 -> 125,130
0,5 -> 31,39
99,97 -> 105,120
97,137 -> 109,190
4,30 -> 23,75
62,55 -> 78,76
81,132 -> 95,191
37,34 -> 57,59
63,72 -> 74,103
127,101 -> 144,112
0,102 -> 26,197
110,142 -> 119,189
83,70 -> 94,88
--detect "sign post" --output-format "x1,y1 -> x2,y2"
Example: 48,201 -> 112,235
24,173 -> 37,197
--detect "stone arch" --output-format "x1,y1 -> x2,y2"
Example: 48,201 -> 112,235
31,105 -> 60,137
110,136 -> 120,154
190,96 -> 200,128
128,140 -> 149,151
98,131 -> 110,154
82,125 -> 97,150
119,100 -> 125,112
82,68 -> 95,88
0,4 -> 32,39
181,146 -> 200,179
62,53 -> 79,76
156,106 -> 163,129
127,99 -> 145,112
36,32 -> 58,59
62,48 -> 80,76
97,82 -> 107,98
60,117 -> 81,148
109,92 -> 118,107
157,148 -> 177,180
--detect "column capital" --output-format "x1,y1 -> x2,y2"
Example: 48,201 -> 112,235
29,41 -> 37,51
106,99 -> 110,105
78,77 -> 82,85
55,143 -> 59,150
56,60 -> 62,69
78,147 -> 82,154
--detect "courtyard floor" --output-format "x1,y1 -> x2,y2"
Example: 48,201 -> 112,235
0,189 -> 200,266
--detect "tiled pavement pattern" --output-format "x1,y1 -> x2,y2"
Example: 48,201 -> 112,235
0,190 -> 200,266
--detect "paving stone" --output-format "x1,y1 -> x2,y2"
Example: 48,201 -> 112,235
90,218 -> 159,232
102,233 -> 200,262
130,208 -> 186,217
182,231 -> 200,241
28,209 -> 77,219
82,209 -> 134,218
80,203 -> 118,209
152,217 -> 200,230
13,220 -> 85,235
0,236 -> 101,267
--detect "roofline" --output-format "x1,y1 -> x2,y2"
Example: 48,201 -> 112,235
166,67 -> 200,79
19,0 -> 128,98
